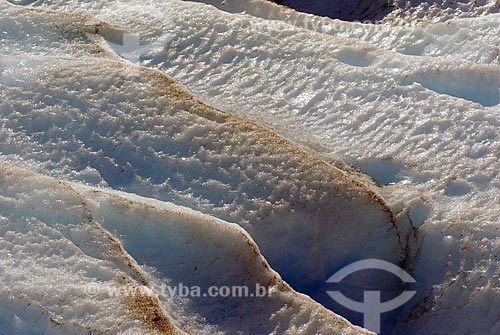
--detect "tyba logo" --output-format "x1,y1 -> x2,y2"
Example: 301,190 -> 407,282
326,259 -> 416,334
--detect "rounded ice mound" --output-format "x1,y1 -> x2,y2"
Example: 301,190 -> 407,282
0,162 -> 184,335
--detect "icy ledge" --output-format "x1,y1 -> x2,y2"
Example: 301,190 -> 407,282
0,162 -> 373,335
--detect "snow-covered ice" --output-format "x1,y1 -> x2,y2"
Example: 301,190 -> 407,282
1,0 -> 500,334
1,161 -> 375,334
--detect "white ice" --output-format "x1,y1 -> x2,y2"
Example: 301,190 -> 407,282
1,0 -> 500,334
0,161 -> 374,334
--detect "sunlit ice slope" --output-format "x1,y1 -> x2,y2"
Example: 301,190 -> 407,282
191,0 -> 500,64
0,1 -> 407,334
10,0 -> 500,334
0,161 -> 375,335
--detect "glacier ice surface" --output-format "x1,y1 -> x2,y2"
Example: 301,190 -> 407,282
1,0 -> 500,334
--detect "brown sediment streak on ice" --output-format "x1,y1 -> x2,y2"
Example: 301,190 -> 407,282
141,65 -> 397,222
124,285 -> 182,335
